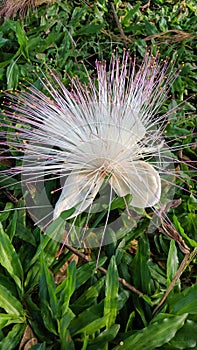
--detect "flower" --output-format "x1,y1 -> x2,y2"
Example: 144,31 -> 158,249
1,50 -> 180,232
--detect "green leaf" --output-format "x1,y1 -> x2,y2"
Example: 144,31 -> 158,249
71,277 -> 105,313
125,311 -> 135,332
104,256 -> 119,329
122,3 -> 140,24
31,344 -> 46,350
24,262 -> 41,293
144,20 -> 158,35
131,233 -> 151,293
57,261 -> 76,317
73,315 -> 109,335
0,284 -> 24,316
15,22 -> 29,61
166,125 -> 191,137
0,273 -> 18,298
75,23 -> 103,36
0,202 -> 14,222
110,194 -> 132,210
6,210 -> 17,241
168,283 -> 197,315
87,324 -> 120,350
166,240 -> 179,288
25,235 -> 59,293
0,313 -> 25,329
44,207 -> 75,242
39,251 -> 58,334
149,261 -> 166,287
173,215 -> 197,248
27,235 -> 58,270
6,59 -> 19,89
59,310 -> 75,349
169,319 -> 197,349
0,223 -> 24,295
0,36 -> 8,48
70,302 -> 104,335
0,323 -> 26,350
187,194 -> 197,212
113,314 -> 187,350
75,258 -> 106,289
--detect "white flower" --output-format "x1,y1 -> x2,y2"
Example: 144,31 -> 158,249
2,50 -> 179,227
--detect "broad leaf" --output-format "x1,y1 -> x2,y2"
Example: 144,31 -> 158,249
0,313 -> 25,329
57,260 -> 76,318
0,223 -> 23,295
166,240 -> 179,288
39,251 -> 58,334
0,284 -> 24,316
0,323 -> 26,350
71,277 -> 105,313
169,318 -> 197,349
70,302 -> 104,335
104,256 -> 119,329
168,283 -> 197,315
87,324 -> 120,350
113,314 -> 187,350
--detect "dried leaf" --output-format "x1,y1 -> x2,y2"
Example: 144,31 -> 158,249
19,325 -> 38,350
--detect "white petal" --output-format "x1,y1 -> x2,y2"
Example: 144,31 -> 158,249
98,116 -> 146,149
110,161 -> 161,208
53,172 -> 103,219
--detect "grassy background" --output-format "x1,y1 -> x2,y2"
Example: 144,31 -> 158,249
0,1 -> 197,349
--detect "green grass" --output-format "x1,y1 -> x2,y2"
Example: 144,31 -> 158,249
0,1 -> 196,349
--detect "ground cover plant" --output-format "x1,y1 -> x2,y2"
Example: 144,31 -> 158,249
0,0 -> 197,349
